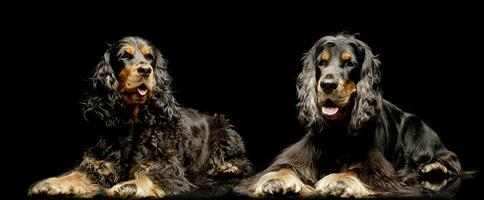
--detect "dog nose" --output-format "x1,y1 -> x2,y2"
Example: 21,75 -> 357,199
320,80 -> 339,93
137,66 -> 152,77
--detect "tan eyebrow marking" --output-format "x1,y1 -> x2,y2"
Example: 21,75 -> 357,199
341,51 -> 352,61
122,45 -> 135,55
141,46 -> 151,55
321,50 -> 330,61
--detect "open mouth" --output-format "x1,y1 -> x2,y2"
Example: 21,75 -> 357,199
321,101 -> 339,116
120,82 -> 151,105
123,84 -> 149,97
136,84 -> 148,96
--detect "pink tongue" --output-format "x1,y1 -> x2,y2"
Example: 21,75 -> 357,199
137,88 -> 148,96
322,106 -> 339,115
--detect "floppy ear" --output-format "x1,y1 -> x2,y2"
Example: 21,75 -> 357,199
82,46 -> 123,127
349,39 -> 382,134
297,38 -> 328,133
92,48 -> 119,91
150,48 -> 181,123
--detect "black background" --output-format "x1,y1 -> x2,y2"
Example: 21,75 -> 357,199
3,2 -> 484,199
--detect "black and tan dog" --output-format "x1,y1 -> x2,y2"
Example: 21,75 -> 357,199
237,34 -> 461,198
29,36 -> 253,198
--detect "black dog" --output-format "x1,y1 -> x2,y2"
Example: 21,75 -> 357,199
29,36 -> 253,198
237,34 -> 461,197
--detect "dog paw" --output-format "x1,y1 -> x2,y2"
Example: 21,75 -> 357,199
315,173 -> 373,198
29,177 -> 69,196
218,162 -> 240,174
419,162 -> 451,191
106,183 -> 138,198
251,169 -> 313,197
28,172 -> 99,197
207,162 -> 241,176
420,162 -> 448,175
106,177 -> 165,198
259,178 -> 309,195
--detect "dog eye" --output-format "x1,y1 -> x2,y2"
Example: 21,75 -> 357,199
317,60 -> 327,67
145,54 -> 154,61
345,61 -> 354,68
121,53 -> 133,60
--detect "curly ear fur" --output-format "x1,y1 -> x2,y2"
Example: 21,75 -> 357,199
349,38 -> 382,134
297,36 -> 333,132
82,47 -> 124,128
141,47 -> 181,130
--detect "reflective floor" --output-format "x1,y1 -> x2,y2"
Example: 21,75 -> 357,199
23,171 -> 482,200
